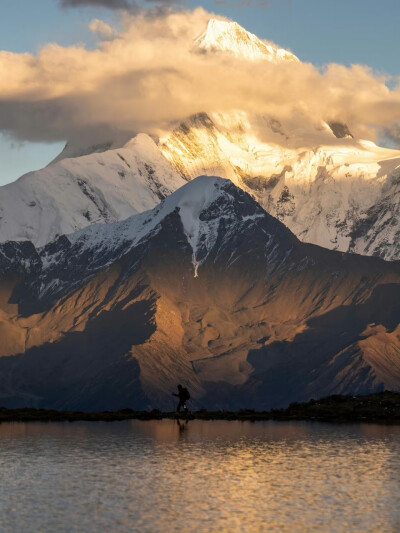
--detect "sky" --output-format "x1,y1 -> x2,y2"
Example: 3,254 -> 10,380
0,0 -> 399,185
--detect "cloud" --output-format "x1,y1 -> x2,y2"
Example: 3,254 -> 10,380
59,0 -> 178,10
0,8 -> 400,146
60,0 -> 133,8
89,19 -> 116,39
381,123 -> 400,148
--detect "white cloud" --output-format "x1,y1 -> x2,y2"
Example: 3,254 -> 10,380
0,9 -> 399,144
89,19 -> 116,39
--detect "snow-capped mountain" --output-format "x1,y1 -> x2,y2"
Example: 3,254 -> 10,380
0,18 -> 399,262
0,134 -> 185,247
195,19 -> 298,62
160,111 -> 400,260
48,129 -> 135,165
0,177 -> 399,410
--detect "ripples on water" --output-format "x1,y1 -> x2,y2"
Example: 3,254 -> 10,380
0,420 -> 399,532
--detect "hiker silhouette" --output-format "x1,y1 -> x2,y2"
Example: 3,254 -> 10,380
172,384 -> 190,413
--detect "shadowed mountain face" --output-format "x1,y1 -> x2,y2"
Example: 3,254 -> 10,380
0,177 -> 399,411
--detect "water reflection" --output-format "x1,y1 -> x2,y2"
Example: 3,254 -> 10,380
0,420 -> 399,532
176,418 -> 190,436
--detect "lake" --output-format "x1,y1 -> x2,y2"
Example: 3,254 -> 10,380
0,420 -> 399,532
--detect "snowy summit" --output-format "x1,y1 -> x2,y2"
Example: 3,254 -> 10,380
196,19 -> 298,62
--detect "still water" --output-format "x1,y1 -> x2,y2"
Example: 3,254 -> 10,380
0,420 -> 399,532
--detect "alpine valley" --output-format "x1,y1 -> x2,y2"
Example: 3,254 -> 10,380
0,19 -> 399,410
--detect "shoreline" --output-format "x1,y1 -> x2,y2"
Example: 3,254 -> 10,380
1,391 -> 399,424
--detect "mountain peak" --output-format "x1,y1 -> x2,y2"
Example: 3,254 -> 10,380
196,19 -> 298,62
64,176 -> 247,278
43,175 -> 284,285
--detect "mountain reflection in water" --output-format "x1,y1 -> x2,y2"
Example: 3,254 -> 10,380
0,420 -> 399,532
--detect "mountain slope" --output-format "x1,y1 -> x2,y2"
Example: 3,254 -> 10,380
0,134 -> 185,247
0,177 -> 399,410
160,111 -> 400,260
195,19 -> 298,62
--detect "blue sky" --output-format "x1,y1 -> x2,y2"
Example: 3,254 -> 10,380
0,0 -> 399,185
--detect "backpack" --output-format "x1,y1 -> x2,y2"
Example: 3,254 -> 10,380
182,387 -> 190,401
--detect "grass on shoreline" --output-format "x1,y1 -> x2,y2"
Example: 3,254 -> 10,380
1,391 -> 399,424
